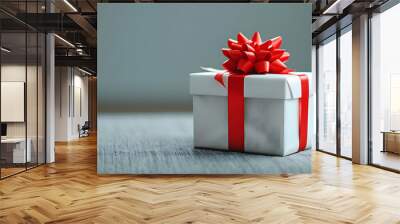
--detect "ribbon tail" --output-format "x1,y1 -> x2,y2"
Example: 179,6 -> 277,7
200,66 -> 225,73
214,73 -> 225,87
297,74 -> 309,151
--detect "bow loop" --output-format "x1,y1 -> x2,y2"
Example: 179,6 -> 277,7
228,39 -> 245,51
270,49 -> 285,61
243,51 -> 256,61
222,59 -> 237,72
245,44 -> 256,52
259,40 -> 272,50
281,52 -> 290,62
222,49 -> 243,60
270,59 -> 288,73
271,36 -> 283,49
222,32 -> 293,74
237,32 -> 251,44
237,59 -> 254,74
251,32 -> 262,45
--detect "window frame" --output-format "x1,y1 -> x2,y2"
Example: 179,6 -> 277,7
315,24 -> 353,161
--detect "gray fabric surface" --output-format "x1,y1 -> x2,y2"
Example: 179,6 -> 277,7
98,112 -> 311,174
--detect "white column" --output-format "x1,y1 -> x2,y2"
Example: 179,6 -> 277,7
352,14 -> 369,164
46,33 -> 55,163
45,0 -> 55,163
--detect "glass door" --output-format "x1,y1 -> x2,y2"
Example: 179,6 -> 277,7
317,25 -> 353,159
339,27 -> 352,158
0,1 -> 46,179
1,30 -> 28,178
317,35 -> 337,155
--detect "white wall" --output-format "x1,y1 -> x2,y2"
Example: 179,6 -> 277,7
1,65 -> 42,137
1,64 -> 46,164
71,72 -> 89,138
55,67 -> 70,141
55,67 -> 89,141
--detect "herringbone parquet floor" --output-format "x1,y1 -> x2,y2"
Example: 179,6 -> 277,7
1,135 -> 400,224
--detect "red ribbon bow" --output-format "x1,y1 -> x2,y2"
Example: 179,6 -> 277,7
223,32 -> 293,74
214,32 -> 309,153
215,32 -> 294,87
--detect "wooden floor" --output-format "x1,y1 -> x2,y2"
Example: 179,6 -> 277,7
1,135 -> 400,224
373,150 -> 400,171
1,167 -> 26,178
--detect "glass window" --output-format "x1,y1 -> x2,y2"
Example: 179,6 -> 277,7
339,28 -> 352,158
38,32 -> 46,165
371,3 -> 400,171
1,31 -> 28,178
0,1 -> 46,179
318,36 -> 337,154
312,45 -> 317,147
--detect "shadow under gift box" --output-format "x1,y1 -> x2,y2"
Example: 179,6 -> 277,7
190,72 -> 315,156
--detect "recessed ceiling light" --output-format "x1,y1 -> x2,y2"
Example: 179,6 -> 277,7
54,34 -> 75,48
1,47 -> 11,53
63,0 -> 78,12
78,67 -> 93,76
322,0 -> 353,15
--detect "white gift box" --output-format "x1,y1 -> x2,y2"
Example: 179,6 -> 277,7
190,72 -> 315,156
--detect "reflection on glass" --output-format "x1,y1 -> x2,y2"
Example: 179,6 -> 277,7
318,37 -> 337,154
27,31 -> 38,169
371,3 -> 400,171
0,5 -> 29,178
0,1 -> 46,179
38,33 -> 46,165
1,32 -> 27,177
340,29 -> 352,158
390,75 -> 400,130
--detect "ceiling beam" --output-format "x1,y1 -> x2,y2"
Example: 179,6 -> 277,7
67,13 -> 97,46
55,55 -> 96,71
322,0 -> 355,14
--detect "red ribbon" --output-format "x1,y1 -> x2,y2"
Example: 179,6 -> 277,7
215,32 -> 309,152
297,74 -> 309,151
228,75 -> 245,152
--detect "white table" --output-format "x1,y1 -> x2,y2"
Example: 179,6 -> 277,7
1,138 -> 31,163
